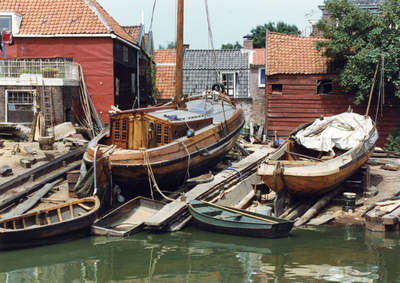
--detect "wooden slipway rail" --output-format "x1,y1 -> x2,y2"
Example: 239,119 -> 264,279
0,147 -> 85,211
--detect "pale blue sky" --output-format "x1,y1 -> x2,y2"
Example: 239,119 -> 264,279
97,0 -> 324,49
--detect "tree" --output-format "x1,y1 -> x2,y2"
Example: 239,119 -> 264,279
315,0 -> 400,104
221,41 -> 243,50
251,22 -> 301,48
158,41 -> 176,49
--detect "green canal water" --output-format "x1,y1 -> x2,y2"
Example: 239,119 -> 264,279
0,225 -> 399,282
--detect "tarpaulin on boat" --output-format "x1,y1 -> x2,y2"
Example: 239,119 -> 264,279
295,112 -> 374,153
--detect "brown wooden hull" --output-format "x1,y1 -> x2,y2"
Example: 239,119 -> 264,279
259,115 -> 378,197
260,149 -> 374,197
0,197 -> 100,251
84,98 -> 245,192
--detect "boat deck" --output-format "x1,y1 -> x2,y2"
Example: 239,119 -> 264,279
150,100 -> 236,124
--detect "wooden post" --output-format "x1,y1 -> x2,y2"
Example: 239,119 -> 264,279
366,58 -> 380,116
175,0 -> 184,108
294,185 -> 345,227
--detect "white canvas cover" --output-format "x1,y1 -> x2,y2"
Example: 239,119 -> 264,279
295,112 -> 374,153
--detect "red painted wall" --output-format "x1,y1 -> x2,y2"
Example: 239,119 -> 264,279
3,37 -> 114,123
266,74 -> 400,148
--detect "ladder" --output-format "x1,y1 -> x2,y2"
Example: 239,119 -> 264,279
42,81 -> 54,136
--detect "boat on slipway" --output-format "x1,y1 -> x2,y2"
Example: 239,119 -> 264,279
258,111 -> 378,197
189,200 -> 294,238
83,0 -> 245,195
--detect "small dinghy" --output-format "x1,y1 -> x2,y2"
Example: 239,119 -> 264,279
91,197 -> 165,236
0,197 -> 100,251
188,200 -> 294,238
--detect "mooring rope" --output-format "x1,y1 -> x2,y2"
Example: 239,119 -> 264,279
181,142 -> 191,187
141,147 -> 175,202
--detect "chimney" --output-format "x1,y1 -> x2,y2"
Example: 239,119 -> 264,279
243,34 -> 253,50
183,44 -> 190,50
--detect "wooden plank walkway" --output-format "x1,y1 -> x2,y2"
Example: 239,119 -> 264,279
144,146 -> 274,231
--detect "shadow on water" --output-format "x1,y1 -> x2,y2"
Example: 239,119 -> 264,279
1,225 -> 400,282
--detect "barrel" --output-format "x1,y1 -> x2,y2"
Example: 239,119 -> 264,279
255,206 -> 272,216
342,192 -> 356,213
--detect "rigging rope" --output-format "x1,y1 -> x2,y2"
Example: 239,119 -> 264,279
204,0 -> 220,86
148,0 -> 157,33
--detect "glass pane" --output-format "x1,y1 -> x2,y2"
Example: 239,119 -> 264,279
260,69 -> 265,85
0,16 -> 11,31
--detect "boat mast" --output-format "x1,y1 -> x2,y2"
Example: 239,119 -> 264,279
175,0 -> 184,108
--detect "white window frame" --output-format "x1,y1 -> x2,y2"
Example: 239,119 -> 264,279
258,68 -> 265,87
220,72 -> 236,97
0,11 -> 23,34
5,89 -> 36,123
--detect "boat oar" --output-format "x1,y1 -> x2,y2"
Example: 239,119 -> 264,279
200,200 -> 279,224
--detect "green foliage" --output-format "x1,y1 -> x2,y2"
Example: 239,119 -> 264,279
221,41 -> 243,50
251,22 -> 301,48
149,56 -> 157,98
158,41 -> 176,49
315,0 -> 400,104
385,126 -> 400,151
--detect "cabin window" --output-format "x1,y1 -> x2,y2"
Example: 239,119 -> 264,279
114,121 -> 120,140
317,80 -> 333,95
121,120 -> 127,141
271,84 -> 282,94
259,68 -> 265,87
164,126 -> 169,144
155,123 -> 170,145
156,124 -> 162,144
221,72 -> 235,96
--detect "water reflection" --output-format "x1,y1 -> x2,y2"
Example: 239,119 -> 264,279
0,225 -> 399,282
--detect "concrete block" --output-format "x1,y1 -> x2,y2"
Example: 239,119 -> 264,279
35,155 -> 49,162
20,159 -> 31,169
0,165 -> 12,176
25,157 -> 37,165
382,214 -> 398,225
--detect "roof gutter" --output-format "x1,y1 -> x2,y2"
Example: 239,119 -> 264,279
14,34 -> 112,38
111,34 -> 140,51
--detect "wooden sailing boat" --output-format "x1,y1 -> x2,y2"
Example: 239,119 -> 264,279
0,197 -> 100,251
83,0 -> 245,193
258,112 -> 378,197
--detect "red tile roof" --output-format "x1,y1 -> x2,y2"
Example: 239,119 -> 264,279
0,0 -> 136,45
154,49 -> 176,99
252,48 -> 266,66
267,32 -> 336,76
123,26 -> 140,40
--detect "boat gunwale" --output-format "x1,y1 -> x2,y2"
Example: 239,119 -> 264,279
0,197 -> 100,231
84,99 -> 243,159
259,124 -> 377,177
189,203 -> 293,226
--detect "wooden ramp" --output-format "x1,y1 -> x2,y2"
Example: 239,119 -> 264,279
144,146 -> 274,231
